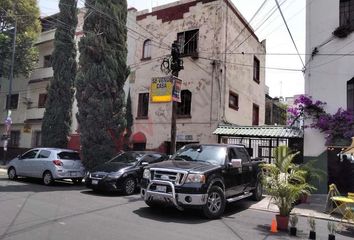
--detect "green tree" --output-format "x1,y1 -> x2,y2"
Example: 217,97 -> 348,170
123,90 -> 133,150
0,0 -> 40,77
76,0 -> 129,169
41,0 -> 78,148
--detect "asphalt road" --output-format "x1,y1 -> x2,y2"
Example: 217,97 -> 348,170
0,171 -> 353,240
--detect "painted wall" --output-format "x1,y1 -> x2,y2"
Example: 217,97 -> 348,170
305,0 -> 354,156
131,0 -> 266,150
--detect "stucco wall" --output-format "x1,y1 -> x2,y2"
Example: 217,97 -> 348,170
132,0 -> 266,150
305,0 -> 354,156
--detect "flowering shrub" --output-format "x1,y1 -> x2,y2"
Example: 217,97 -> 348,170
288,95 -> 354,145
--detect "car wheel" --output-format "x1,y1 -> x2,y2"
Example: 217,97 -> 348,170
123,177 -> 136,195
252,179 -> 263,201
43,171 -> 54,186
202,186 -> 226,219
72,178 -> 83,185
8,167 -> 17,180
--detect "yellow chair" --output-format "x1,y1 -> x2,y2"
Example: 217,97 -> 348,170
348,192 -> 354,200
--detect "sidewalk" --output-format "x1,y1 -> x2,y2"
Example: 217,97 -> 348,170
248,194 -> 344,222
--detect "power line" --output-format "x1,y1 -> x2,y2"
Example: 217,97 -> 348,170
230,0 -> 288,52
198,55 -> 302,72
274,0 -> 305,69
225,0 -> 268,52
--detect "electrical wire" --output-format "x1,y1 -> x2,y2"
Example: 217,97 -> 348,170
274,0 -> 305,69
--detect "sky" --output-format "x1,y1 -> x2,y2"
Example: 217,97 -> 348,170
37,0 -> 306,98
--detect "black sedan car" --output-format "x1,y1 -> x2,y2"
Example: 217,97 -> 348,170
85,151 -> 168,195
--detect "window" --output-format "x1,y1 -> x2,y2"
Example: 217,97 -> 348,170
253,56 -> 260,83
32,131 -> 42,147
177,29 -> 198,57
252,104 -> 259,126
229,91 -> 239,111
348,78 -> 354,113
177,90 -> 192,118
21,149 -> 39,159
340,0 -> 354,27
9,131 -> 20,147
6,94 -> 19,110
57,151 -> 81,160
43,55 -> 52,68
137,93 -> 149,118
38,93 -> 48,108
142,39 -> 151,59
234,147 -> 250,163
38,150 -> 51,159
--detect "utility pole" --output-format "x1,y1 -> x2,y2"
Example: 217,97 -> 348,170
170,40 -> 183,154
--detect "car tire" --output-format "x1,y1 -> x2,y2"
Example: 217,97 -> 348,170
122,177 -> 136,195
252,178 -> 263,201
43,171 -> 54,186
8,167 -> 17,180
72,178 -> 83,185
202,186 -> 226,219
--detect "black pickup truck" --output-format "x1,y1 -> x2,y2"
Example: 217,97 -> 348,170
140,144 -> 264,219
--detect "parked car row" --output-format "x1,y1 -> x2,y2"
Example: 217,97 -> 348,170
6,144 -> 264,219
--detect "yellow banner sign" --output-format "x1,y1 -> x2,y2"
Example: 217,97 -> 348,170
151,76 -> 174,102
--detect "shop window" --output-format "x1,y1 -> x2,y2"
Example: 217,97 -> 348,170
9,131 -> 20,147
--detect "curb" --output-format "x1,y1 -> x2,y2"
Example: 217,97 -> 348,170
249,206 -> 344,223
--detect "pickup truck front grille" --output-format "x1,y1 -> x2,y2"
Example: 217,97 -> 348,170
152,169 -> 186,186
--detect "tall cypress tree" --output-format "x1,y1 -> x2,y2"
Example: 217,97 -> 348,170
41,0 -> 78,147
123,90 -> 133,150
76,0 -> 129,169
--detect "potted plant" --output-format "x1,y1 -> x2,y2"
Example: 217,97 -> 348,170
308,216 -> 316,239
298,160 -> 326,204
261,146 -> 315,231
327,219 -> 337,240
289,214 -> 298,236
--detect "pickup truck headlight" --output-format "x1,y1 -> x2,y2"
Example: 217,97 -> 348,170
143,169 -> 151,180
185,174 -> 205,183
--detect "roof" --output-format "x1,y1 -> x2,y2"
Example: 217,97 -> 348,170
213,124 -> 303,138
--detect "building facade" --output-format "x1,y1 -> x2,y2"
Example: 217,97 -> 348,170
1,0 -> 266,158
0,8 -> 137,157
305,0 -> 354,192
129,0 -> 266,152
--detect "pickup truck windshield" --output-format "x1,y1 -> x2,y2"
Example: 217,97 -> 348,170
172,145 -> 226,165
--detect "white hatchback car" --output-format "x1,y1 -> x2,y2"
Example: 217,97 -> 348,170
7,148 -> 86,185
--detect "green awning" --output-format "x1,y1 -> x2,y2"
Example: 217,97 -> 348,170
213,124 -> 303,138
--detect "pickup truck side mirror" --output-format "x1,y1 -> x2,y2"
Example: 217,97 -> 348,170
229,159 -> 242,168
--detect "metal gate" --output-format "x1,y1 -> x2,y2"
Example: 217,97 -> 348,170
221,136 -> 288,163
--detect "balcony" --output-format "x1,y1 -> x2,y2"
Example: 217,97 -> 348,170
26,108 -> 45,121
29,67 -> 53,82
35,29 -> 55,44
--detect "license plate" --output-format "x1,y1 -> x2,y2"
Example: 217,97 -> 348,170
92,180 -> 98,185
70,172 -> 77,176
156,185 -> 167,193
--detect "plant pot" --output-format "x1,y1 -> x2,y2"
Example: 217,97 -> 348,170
328,234 -> 335,240
289,227 -> 297,236
309,230 -> 316,240
276,215 -> 289,231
